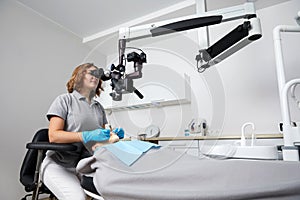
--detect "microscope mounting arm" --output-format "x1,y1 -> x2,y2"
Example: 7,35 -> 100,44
101,2 -> 262,101
118,2 -> 262,72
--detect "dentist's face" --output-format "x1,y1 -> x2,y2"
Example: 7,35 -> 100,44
83,66 -> 99,91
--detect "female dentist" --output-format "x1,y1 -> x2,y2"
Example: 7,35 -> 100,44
41,63 -> 124,199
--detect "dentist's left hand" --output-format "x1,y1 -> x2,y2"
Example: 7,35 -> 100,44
112,128 -> 125,139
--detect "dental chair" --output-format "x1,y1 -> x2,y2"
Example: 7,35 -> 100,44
19,128 -> 103,200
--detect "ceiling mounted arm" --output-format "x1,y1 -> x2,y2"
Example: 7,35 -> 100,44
118,2 -> 262,72
104,2 -> 262,101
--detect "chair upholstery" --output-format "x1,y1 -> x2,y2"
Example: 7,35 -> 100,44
20,129 -> 52,199
19,128 -> 77,200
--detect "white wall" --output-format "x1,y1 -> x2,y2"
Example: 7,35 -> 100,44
0,0 -> 106,198
102,0 -> 300,138
215,0 -> 300,134
0,0 -> 299,199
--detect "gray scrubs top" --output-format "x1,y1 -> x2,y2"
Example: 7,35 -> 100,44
46,90 -> 108,168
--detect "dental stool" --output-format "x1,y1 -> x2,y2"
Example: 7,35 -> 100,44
20,128 -> 103,200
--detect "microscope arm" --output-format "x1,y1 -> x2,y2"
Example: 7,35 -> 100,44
120,3 -> 257,40
199,17 -> 261,70
118,3 -> 262,71
108,3 -> 262,101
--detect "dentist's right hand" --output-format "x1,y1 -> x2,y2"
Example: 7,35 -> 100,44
81,128 -> 111,143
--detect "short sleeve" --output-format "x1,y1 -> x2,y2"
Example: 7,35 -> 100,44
102,110 -> 108,125
46,94 -> 70,121
98,103 -> 108,125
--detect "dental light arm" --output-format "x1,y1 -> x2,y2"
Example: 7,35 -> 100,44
106,2 -> 262,101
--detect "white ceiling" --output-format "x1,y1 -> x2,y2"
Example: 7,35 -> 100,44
17,0 -> 187,38
17,0 -> 290,44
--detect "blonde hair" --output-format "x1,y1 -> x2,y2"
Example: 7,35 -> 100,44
66,63 -> 103,96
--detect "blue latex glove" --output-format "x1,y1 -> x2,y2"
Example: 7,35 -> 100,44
82,128 -> 110,143
112,127 -> 125,139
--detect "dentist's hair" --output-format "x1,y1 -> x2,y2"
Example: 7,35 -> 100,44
66,63 -> 104,97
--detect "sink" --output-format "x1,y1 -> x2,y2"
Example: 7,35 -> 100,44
233,146 -> 279,160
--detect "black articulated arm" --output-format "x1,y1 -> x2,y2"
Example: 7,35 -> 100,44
150,15 -> 223,37
205,21 -> 261,61
195,17 -> 262,72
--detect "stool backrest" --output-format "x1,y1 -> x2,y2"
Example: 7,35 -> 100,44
19,128 -> 49,192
